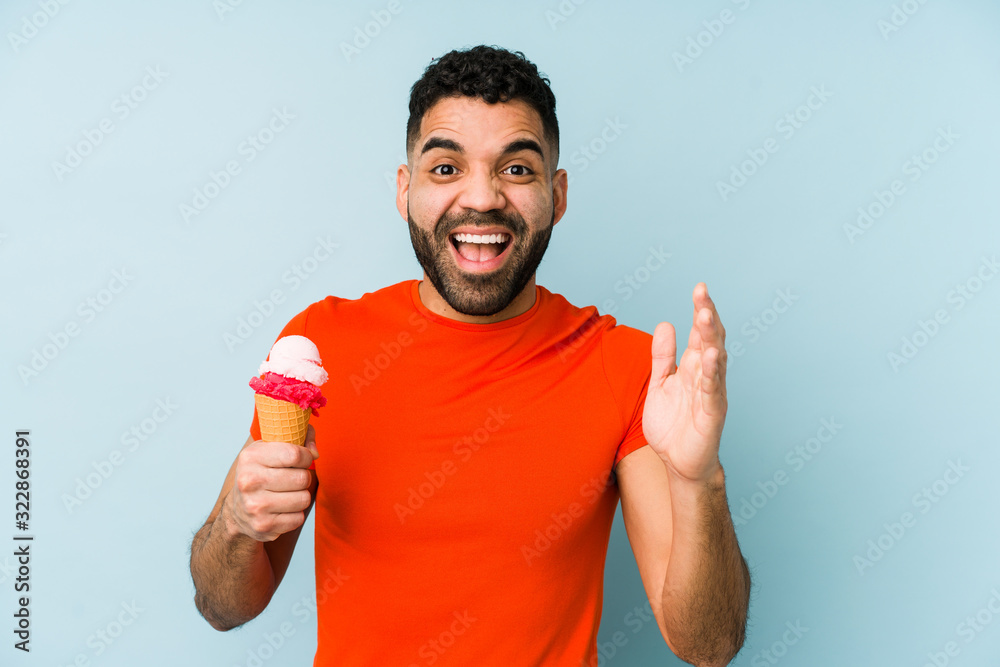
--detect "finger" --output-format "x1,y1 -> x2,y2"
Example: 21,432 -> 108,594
690,283 -> 704,343
253,440 -> 316,470
694,289 -> 728,382
687,306 -> 714,360
266,511 -> 308,539
305,425 -> 319,460
697,307 -> 724,351
693,282 -> 726,342
650,321 -> 677,387
687,298 -> 703,351
700,345 -> 718,388
235,461 -> 312,497
262,466 -> 314,493
697,322 -> 728,385
244,508 -> 307,542
256,489 -> 314,514
699,347 -> 727,413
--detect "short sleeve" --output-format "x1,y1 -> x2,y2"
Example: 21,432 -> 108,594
614,373 -> 650,468
601,325 -> 654,469
248,306 -> 313,469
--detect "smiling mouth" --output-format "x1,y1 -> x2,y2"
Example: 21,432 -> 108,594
449,232 -> 512,263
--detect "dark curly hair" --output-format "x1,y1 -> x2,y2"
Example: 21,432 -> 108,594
406,45 -> 559,165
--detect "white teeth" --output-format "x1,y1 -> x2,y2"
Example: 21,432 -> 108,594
452,232 -> 508,244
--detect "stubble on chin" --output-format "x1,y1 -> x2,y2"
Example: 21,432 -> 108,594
406,209 -> 552,317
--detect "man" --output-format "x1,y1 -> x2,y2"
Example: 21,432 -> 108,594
190,45 -> 750,666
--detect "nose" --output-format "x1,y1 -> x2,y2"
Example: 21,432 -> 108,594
456,167 -> 506,213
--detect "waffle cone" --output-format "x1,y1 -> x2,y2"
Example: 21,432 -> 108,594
255,394 -> 310,446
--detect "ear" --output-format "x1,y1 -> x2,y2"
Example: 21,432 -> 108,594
395,163 -> 410,221
551,168 -> 568,226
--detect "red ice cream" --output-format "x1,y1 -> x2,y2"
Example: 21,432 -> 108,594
249,371 -> 326,416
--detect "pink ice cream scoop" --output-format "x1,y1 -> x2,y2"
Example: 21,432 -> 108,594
249,335 -> 328,416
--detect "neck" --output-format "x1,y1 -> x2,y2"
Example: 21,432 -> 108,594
417,275 -> 537,324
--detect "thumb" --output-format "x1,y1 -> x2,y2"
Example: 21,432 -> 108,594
650,321 -> 677,387
305,425 -> 319,459
307,442 -> 319,460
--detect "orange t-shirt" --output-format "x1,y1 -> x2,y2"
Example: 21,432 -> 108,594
249,279 -> 653,666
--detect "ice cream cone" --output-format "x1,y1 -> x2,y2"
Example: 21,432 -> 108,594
255,393 -> 310,446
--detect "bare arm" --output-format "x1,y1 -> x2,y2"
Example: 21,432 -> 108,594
618,447 -> 749,666
662,464 -> 749,666
622,283 -> 749,665
189,430 -> 318,631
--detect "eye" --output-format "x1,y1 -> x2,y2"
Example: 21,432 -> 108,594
503,164 -> 533,177
431,164 -> 458,176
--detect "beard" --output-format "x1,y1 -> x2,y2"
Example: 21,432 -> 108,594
407,205 -> 553,317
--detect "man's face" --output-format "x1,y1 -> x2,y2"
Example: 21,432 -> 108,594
397,96 -> 567,317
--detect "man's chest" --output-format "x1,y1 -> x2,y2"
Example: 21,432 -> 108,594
311,363 -> 623,554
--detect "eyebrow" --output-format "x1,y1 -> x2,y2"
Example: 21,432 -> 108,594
419,136 -> 546,161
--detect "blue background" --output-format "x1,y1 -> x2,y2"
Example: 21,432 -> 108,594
2,1 -> 999,665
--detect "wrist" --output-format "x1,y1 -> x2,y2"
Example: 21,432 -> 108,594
218,494 -> 247,542
664,459 -> 726,491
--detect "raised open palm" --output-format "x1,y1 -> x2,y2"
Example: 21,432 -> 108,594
642,283 -> 728,483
